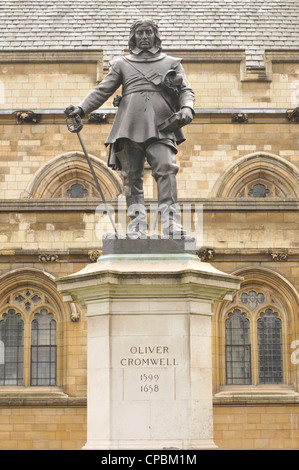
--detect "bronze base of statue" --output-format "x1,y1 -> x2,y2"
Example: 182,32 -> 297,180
102,235 -> 196,256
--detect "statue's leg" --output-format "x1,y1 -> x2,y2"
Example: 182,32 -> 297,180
146,141 -> 186,238
115,141 -> 147,238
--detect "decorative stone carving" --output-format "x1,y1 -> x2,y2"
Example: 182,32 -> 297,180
196,247 -> 215,261
241,291 -> 265,310
269,250 -> 288,261
232,112 -> 248,123
39,254 -> 59,262
1,288 -> 55,316
88,250 -> 102,262
13,110 -> 42,124
13,290 -> 42,312
88,113 -> 107,123
286,108 -> 299,122
69,303 -> 81,322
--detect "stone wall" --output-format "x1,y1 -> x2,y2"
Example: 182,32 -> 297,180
0,48 -> 299,450
1,404 -> 299,450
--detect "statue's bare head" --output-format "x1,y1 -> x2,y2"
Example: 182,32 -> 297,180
128,18 -> 162,52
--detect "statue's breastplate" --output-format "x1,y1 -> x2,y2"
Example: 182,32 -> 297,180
120,54 -> 179,96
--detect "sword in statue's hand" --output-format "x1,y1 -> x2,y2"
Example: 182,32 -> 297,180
64,104 -> 117,234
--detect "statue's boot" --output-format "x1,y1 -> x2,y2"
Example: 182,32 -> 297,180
146,141 -> 187,238
116,144 -> 148,239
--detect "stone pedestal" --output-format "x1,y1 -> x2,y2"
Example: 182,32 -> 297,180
56,251 -> 241,450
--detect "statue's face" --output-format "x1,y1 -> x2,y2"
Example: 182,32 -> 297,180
134,23 -> 155,50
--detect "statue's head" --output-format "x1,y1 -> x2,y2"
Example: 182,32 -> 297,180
128,18 -> 162,52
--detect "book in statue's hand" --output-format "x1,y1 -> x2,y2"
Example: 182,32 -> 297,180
157,112 -> 185,133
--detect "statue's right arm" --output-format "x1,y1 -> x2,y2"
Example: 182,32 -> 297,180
77,63 -> 122,116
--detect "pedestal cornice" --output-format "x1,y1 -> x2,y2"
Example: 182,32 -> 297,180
56,253 -> 242,314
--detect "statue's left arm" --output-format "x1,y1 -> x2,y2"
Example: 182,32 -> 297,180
176,62 -> 195,124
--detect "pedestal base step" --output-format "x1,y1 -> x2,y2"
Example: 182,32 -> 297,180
82,438 -> 218,450
102,236 -> 196,255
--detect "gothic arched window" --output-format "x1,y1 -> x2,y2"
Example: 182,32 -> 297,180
224,301 -> 285,386
216,267 -> 295,391
0,269 -> 72,388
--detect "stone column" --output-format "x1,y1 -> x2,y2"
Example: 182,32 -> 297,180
56,252 -> 241,450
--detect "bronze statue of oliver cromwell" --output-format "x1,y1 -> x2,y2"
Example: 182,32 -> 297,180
66,19 -> 195,239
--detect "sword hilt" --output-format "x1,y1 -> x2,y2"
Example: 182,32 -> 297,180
64,105 -> 84,133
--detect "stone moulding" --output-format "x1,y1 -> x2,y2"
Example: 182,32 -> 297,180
56,254 -> 242,314
0,393 -> 86,407
0,267 -> 81,323
22,151 -> 123,199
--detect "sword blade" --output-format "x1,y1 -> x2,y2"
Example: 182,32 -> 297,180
77,132 -> 117,233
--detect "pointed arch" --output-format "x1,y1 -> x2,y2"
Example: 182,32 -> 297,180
212,152 -> 299,198
0,267 -> 81,388
230,266 -> 299,324
0,267 -> 78,323
213,266 -> 299,390
215,266 -> 299,334
23,151 -> 123,199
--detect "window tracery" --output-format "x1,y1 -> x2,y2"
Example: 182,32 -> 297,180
52,179 -> 98,198
3,289 -> 55,315
24,151 -> 123,200
212,152 -> 299,198
0,270 -> 68,388
214,267 -> 299,391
